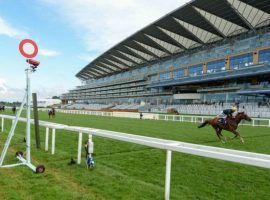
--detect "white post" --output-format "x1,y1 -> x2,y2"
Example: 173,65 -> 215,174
165,150 -> 172,200
77,132 -> 83,164
268,120 -> 270,127
252,119 -> 255,127
26,68 -> 31,163
1,117 -> 4,132
88,134 -> 94,156
51,128 -> 56,155
45,127 -> 49,151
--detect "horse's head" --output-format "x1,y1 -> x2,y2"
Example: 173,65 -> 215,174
236,112 -> 251,121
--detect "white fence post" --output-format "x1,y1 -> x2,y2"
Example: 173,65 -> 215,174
1,117 -> 4,132
51,128 -> 56,155
88,134 -> 94,154
77,132 -> 83,164
45,127 -> 49,151
252,119 -> 255,127
165,150 -> 172,200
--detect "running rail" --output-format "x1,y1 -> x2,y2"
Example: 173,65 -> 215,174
1,114 -> 270,200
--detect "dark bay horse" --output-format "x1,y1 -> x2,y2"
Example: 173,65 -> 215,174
12,106 -> 16,114
0,106 -> 5,111
48,108 -> 56,119
198,112 -> 251,143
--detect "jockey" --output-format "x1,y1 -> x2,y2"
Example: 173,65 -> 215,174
218,106 -> 237,125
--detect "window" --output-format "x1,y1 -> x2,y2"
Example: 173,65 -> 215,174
150,75 -> 158,82
189,64 -> 203,77
230,53 -> 253,70
259,49 -> 270,64
207,59 -> 226,74
173,69 -> 184,79
159,72 -> 170,80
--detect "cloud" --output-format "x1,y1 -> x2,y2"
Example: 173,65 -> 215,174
0,16 -> 28,39
0,78 -> 25,102
77,54 -> 96,62
39,49 -> 61,57
0,78 -> 7,94
0,77 -> 69,102
40,0 -> 187,53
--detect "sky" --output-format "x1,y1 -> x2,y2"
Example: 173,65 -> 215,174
0,0 -> 187,102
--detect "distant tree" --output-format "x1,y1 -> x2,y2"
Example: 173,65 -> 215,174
52,96 -> 60,99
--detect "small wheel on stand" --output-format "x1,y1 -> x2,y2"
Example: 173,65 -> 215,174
15,151 -> 23,157
36,165 -> 45,174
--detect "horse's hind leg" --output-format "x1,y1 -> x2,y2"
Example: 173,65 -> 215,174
218,130 -> 227,142
214,127 -> 225,143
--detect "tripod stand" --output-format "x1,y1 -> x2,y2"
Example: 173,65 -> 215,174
0,65 -> 45,173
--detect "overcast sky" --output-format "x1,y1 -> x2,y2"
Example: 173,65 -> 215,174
0,0 -> 187,102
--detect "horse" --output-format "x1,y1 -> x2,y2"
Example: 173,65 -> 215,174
0,106 -> 5,112
12,106 -> 16,114
198,112 -> 251,143
48,108 -> 56,119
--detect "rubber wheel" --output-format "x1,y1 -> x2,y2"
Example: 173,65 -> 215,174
15,151 -> 23,157
36,165 -> 45,174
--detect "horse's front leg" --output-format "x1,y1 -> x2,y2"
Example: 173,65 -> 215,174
232,130 -> 244,143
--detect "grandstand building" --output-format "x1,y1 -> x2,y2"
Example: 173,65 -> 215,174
61,0 -> 270,107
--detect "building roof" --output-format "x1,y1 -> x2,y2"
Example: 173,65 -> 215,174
76,0 -> 270,80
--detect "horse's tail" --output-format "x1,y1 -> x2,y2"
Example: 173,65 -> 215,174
198,120 -> 210,128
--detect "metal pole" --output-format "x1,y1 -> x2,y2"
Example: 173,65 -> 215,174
77,132 -> 83,164
165,150 -> 172,200
0,94 -> 26,166
26,68 -> 31,163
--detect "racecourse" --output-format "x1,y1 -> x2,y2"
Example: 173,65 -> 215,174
0,110 -> 270,200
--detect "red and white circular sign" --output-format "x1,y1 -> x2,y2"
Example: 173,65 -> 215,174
19,39 -> 38,58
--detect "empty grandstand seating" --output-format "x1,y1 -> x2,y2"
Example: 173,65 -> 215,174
144,103 -> 270,118
63,102 -> 270,118
65,103 -> 113,110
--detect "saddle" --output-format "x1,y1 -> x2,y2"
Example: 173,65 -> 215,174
217,116 -> 235,126
217,118 -> 226,126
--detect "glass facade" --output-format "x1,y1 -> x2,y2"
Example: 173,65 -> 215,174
230,53 -> 253,69
189,64 -> 203,77
173,69 -> 184,79
207,59 -> 226,74
150,75 -> 158,82
259,48 -> 270,64
159,72 -> 170,80
63,32 -> 270,104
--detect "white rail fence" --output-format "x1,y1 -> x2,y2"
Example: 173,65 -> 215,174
57,109 -> 270,127
1,114 -> 270,200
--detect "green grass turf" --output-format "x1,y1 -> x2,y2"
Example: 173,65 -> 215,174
0,109 -> 270,200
